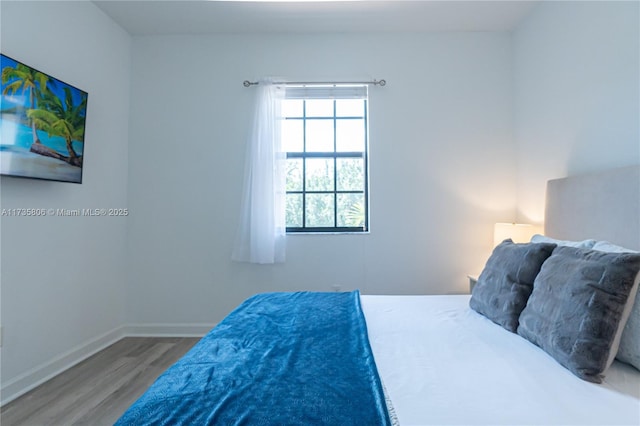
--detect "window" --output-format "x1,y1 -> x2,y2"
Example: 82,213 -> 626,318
282,85 -> 369,233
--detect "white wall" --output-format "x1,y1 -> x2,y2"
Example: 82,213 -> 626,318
513,1 -> 640,223
126,33 -> 516,326
0,1 -> 131,401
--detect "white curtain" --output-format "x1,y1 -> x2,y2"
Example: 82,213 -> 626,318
232,79 -> 286,264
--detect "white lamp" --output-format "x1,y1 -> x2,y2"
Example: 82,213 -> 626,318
493,223 -> 543,247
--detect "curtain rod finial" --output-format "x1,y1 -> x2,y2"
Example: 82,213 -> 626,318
243,80 -> 252,87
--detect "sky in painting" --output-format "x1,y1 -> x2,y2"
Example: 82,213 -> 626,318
1,54 -> 87,114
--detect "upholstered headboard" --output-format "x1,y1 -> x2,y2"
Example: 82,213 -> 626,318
545,165 -> 640,250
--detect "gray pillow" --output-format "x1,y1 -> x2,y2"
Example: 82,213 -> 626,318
517,246 -> 640,383
469,240 -> 556,332
592,241 -> 640,371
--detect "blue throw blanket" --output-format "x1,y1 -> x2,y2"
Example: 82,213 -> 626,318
115,291 -> 391,425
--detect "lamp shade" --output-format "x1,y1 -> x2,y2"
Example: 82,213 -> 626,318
493,223 -> 543,247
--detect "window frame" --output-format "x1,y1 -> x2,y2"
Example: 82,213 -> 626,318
283,90 -> 369,234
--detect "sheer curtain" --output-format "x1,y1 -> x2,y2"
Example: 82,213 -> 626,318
232,79 -> 286,264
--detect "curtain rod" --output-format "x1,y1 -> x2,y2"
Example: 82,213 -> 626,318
242,79 -> 386,87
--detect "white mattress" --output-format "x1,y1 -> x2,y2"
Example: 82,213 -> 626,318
362,295 -> 640,426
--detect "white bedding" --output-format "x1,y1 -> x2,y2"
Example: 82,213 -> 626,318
362,294 -> 640,426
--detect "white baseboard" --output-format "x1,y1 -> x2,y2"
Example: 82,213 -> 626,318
125,323 -> 216,337
1,326 -> 126,406
0,323 -> 216,406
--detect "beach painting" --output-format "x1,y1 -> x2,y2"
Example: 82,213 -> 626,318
1,54 -> 88,183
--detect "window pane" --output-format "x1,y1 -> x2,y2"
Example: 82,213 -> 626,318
282,99 -> 303,117
336,158 -> 364,191
336,119 -> 365,152
336,99 -> 364,117
337,193 -> 365,228
306,119 -> 334,152
282,119 -> 303,152
286,193 -> 303,227
280,89 -> 368,233
306,194 -> 335,227
305,158 -> 334,191
286,158 -> 303,191
306,99 -> 334,117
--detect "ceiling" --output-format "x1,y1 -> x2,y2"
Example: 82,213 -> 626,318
92,0 -> 539,35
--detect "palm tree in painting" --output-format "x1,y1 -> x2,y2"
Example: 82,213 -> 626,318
1,62 -> 50,145
27,87 -> 86,167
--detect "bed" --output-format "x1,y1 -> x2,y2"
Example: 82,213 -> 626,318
117,165 -> 640,425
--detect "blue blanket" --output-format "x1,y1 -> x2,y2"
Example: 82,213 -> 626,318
115,291 -> 391,425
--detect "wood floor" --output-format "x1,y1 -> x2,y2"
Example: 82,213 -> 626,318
1,337 -> 199,426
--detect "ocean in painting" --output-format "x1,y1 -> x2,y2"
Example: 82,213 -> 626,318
0,116 -> 83,183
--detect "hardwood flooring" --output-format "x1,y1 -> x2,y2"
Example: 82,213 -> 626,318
1,337 -> 199,426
